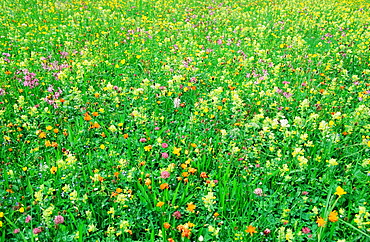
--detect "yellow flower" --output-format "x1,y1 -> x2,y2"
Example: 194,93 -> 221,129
173,147 -> 181,156
144,145 -> 152,151
50,166 -> 57,174
0,212 -> 4,217
334,186 -> 347,197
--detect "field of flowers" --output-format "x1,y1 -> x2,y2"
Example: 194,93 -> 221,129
0,0 -> 370,241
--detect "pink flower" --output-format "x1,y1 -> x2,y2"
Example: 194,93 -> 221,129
263,228 -> 271,235
302,191 -> 309,195
302,227 -> 311,234
254,188 -> 263,196
139,138 -> 147,142
33,227 -> 42,234
161,152 -> 169,159
54,215 -> 64,225
173,211 -> 182,219
160,171 -> 170,179
161,143 -> 168,148
154,127 -> 160,130
25,215 -> 32,223
13,228 -> 20,234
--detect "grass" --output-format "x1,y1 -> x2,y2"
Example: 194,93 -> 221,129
0,0 -> 370,241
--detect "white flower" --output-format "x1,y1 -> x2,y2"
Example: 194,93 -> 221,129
174,97 -> 181,108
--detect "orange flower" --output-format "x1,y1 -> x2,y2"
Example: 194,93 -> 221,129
116,188 -> 123,193
181,228 -> 191,238
38,131 -> 46,139
145,178 -> 151,186
92,112 -> 99,117
316,217 -> 326,227
182,172 -> 189,177
156,201 -> 165,207
245,225 -> 257,236
111,192 -> 118,197
123,133 -> 129,139
167,238 -> 175,242
84,113 -> 92,121
163,222 -> 171,229
187,202 -> 196,212
200,172 -> 208,178
160,183 -> 169,190
91,122 -> 100,129
328,210 -> 338,222
188,167 -> 197,174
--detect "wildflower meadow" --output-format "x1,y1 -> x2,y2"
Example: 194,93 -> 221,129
1,0 -> 370,241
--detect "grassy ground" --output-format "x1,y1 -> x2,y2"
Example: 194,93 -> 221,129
0,0 -> 370,241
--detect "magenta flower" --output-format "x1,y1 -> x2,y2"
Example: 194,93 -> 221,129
161,152 -> 169,159
160,171 -> 170,179
161,143 -> 168,148
54,215 -> 64,225
13,228 -> 20,234
25,215 -> 32,223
